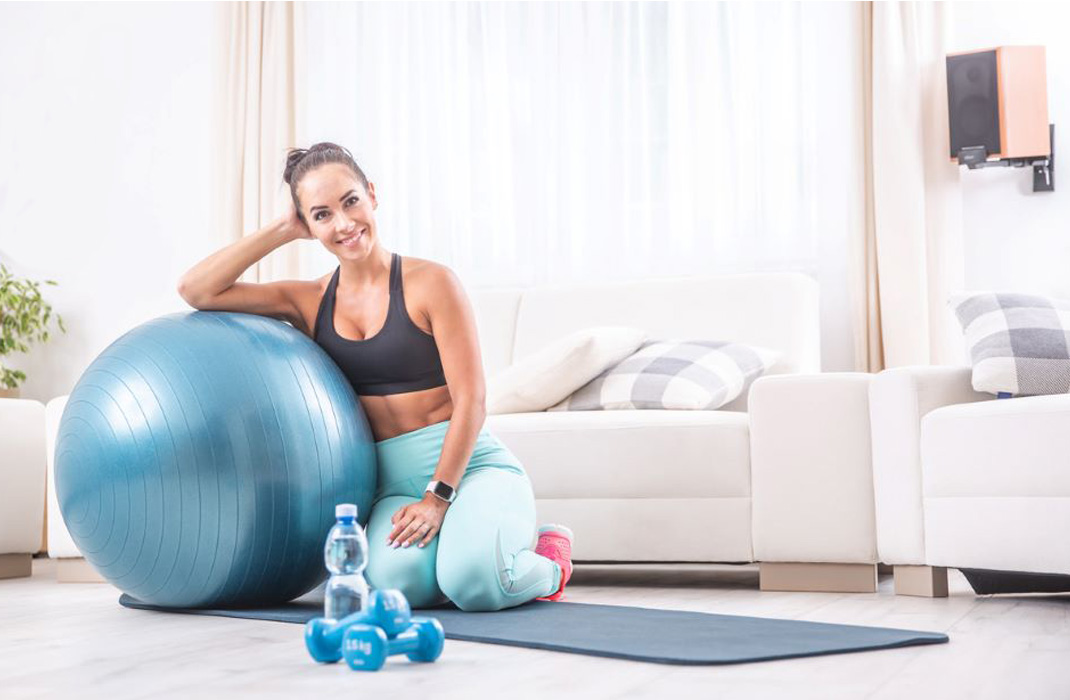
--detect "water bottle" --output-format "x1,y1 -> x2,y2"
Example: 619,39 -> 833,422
323,503 -> 369,622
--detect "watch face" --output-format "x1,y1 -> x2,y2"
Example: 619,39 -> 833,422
430,481 -> 455,501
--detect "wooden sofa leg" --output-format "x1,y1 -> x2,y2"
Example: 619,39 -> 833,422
0,553 -> 33,580
57,558 -> 108,584
759,562 -> 877,593
893,566 -> 949,598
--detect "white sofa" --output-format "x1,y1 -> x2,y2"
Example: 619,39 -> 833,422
870,366 -> 1070,595
473,272 -> 821,564
0,398 -> 46,579
0,394 -> 103,582
18,271 -> 834,584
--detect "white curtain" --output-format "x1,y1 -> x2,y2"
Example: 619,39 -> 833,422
859,2 -> 965,369
216,1 -> 306,283
299,2 -> 829,289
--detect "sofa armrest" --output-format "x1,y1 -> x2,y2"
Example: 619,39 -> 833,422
0,398 -> 46,556
869,366 -> 991,565
749,373 -> 876,564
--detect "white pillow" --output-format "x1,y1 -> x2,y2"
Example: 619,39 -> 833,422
548,339 -> 780,411
486,327 -> 647,414
950,291 -> 1070,396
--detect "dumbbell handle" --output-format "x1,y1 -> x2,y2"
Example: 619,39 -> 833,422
323,589 -> 411,641
344,618 -> 444,671
321,608 -> 375,644
384,622 -> 424,653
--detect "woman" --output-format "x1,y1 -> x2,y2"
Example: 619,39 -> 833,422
177,142 -> 573,611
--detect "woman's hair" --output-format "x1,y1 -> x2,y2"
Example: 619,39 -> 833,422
283,142 -> 369,223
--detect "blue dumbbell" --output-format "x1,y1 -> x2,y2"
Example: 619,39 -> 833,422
342,617 -> 445,671
305,589 -> 412,663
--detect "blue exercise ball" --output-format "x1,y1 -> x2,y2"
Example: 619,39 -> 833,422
54,311 -> 376,608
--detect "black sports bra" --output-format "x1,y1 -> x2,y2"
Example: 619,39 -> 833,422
313,253 -> 448,396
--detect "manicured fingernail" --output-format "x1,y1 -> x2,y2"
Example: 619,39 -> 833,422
417,543 -> 424,548
402,542 -> 409,548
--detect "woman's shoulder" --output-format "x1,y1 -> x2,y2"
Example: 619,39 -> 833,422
284,273 -> 335,336
399,255 -> 456,287
398,255 -> 467,305
398,253 -> 440,273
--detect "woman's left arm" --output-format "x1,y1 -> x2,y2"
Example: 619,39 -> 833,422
388,265 -> 486,549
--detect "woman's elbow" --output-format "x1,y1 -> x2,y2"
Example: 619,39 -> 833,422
176,278 -> 206,308
176,279 -> 191,304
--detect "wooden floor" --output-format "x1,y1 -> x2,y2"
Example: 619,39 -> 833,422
3,558 -> 1069,699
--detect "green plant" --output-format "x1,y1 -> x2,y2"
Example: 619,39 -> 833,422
0,263 -> 66,390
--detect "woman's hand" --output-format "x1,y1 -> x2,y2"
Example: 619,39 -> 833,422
387,494 -> 449,549
275,199 -> 313,241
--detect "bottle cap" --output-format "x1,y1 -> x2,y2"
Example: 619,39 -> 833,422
335,503 -> 358,520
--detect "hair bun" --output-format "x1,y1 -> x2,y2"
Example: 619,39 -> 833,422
283,148 -> 309,185
281,142 -> 367,213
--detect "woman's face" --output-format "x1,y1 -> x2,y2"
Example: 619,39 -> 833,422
297,162 -> 379,258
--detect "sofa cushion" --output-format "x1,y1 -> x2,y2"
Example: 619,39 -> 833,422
536,497 -> 753,562
950,291 -> 1070,396
921,391 -> 1070,575
486,409 -> 750,500
548,340 -> 777,411
486,326 -> 646,414
921,393 -> 1070,497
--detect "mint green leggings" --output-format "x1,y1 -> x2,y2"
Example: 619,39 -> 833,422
364,420 -> 562,611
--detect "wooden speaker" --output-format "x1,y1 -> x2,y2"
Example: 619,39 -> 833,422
947,46 -> 1049,162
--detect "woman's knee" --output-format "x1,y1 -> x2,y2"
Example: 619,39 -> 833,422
436,549 -> 503,612
365,543 -> 445,608
362,497 -> 441,607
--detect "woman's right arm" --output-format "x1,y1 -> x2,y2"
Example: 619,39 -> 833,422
176,211 -> 313,324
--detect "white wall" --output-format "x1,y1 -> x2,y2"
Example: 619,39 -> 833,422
0,2 -> 220,402
951,2 -> 1070,298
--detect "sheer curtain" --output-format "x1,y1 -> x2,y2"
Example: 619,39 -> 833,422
216,1 -> 306,283
857,2 -> 965,369
299,2 -> 830,289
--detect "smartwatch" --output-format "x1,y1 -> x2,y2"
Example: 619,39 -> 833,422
426,480 -> 457,504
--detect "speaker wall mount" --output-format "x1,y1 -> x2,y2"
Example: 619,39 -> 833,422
947,46 -> 1054,192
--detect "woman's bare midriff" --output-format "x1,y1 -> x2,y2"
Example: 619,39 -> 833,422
290,256 -> 456,443
359,386 -> 454,442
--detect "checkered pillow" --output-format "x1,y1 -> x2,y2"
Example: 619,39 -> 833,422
950,292 -> 1070,396
547,340 -> 779,411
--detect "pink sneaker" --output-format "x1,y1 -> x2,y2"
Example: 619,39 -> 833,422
534,524 -> 574,601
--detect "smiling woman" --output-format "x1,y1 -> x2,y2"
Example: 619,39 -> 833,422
176,141 -> 574,612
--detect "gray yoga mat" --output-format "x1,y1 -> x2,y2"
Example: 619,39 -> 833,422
119,593 -> 947,665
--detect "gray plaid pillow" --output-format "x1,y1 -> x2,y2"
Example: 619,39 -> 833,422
950,292 -> 1070,396
547,340 -> 779,411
